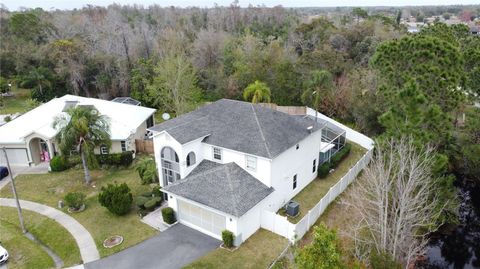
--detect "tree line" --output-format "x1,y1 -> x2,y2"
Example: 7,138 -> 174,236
1,4 -> 480,268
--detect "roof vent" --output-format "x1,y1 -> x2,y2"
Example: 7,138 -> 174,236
307,125 -> 314,133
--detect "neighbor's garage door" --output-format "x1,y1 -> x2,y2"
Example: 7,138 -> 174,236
177,199 -> 226,238
0,148 -> 29,166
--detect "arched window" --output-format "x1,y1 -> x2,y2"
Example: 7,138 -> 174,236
161,147 -> 179,162
161,147 -> 180,185
186,152 -> 196,167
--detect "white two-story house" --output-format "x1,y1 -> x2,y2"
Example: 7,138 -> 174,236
149,99 -> 345,245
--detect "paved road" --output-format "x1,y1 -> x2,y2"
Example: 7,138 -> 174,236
0,198 -> 100,263
85,224 -> 220,269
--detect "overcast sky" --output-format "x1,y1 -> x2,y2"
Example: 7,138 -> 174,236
1,0 -> 478,11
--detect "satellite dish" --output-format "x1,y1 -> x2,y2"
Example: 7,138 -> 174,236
162,113 -> 171,121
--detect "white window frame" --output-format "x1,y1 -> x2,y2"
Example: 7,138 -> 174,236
245,155 -> 257,171
100,145 -> 109,155
213,147 -> 222,161
121,141 -> 127,152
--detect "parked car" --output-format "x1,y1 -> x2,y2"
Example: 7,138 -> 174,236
0,166 -> 8,180
0,244 -> 8,264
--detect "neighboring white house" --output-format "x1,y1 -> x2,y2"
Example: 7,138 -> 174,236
149,99 -> 346,245
0,94 -> 156,166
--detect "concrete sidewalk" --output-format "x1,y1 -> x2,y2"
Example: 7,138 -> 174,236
141,204 -> 170,232
0,198 -> 100,263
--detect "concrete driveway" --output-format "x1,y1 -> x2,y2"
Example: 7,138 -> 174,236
85,224 -> 220,269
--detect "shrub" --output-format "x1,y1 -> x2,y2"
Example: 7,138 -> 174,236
162,207 -> 176,224
318,162 -> 330,178
135,196 -> 149,209
140,191 -> 153,198
136,157 -> 158,184
64,192 -> 86,210
50,156 -> 68,172
370,251 -> 402,269
330,144 -> 352,168
152,186 -> 162,198
222,230 -> 235,248
4,115 -> 11,122
96,151 -> 133,167
0,76 -> 9,93
144,197 -> 162,211
98,183 -> 133,216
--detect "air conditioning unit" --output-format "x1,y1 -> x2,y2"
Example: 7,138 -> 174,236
285,200 -> 299,217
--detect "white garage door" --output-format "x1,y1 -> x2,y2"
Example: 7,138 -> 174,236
0,148 -> 29,166
177,199 -> 226,238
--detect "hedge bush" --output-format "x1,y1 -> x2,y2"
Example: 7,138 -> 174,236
318,143 -> 352,179
96,151 -> 133,167
330,144 -> 352,168
50,156 -> 68,172
98,183 -> 133,216
64,192 -> 86,210
135,196 -> 150,209
162,207 -> 176,224
144,197 -> 162,211
140,191 -> 153,198
222,230 -> 235,248
318,163 -> 331,178
136,158 -> 158,184
152,186 -> 162,198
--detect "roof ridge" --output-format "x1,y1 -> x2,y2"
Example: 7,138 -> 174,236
179,161 -> 224,182
224,165 -> 240,217
250,104 -> 272,158
165,115 -> 209,133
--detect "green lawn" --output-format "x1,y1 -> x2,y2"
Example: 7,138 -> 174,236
279,142 -> 366,223
0,88 -> 31,115
184,229 -> 288,269
0,207 -> 81,268
0,167 -> 158,257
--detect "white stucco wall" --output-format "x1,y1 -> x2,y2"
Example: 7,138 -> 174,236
235,193 -> 276,243
269,129 -> 323,211
200,143 -> 272,187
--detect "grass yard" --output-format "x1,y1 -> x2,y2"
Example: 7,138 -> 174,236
271,176 -> 366,269
184,229 -> 288,269
0,220 -> 53,269
279,142 -> 366,223
0,207 -> 82,268
0,167 -> 158,257
0,88 -> 31,115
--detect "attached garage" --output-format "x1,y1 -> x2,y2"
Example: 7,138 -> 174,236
163,160 -> 274,245
177,199 -> 226,239
0,148 -> 29,166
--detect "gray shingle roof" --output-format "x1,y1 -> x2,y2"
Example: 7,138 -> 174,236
149,99 -> 322,158
163,160 -> 274,217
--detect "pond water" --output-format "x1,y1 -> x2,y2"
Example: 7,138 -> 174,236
421,178 -> 480,269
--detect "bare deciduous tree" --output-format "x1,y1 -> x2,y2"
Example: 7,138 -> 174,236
344,137 -> 452,267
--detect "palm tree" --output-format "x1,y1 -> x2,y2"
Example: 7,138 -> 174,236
301,70 -> 333,120
53,106 -> 111,184
25,67 -> 52,96
243,80 -> 271,104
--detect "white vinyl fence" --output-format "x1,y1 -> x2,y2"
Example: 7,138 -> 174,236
260,109 -> 374,242
292,149 -> 373,241
260,149 -> 373,242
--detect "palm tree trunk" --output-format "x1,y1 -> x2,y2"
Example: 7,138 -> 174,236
80,147 -> 91,184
